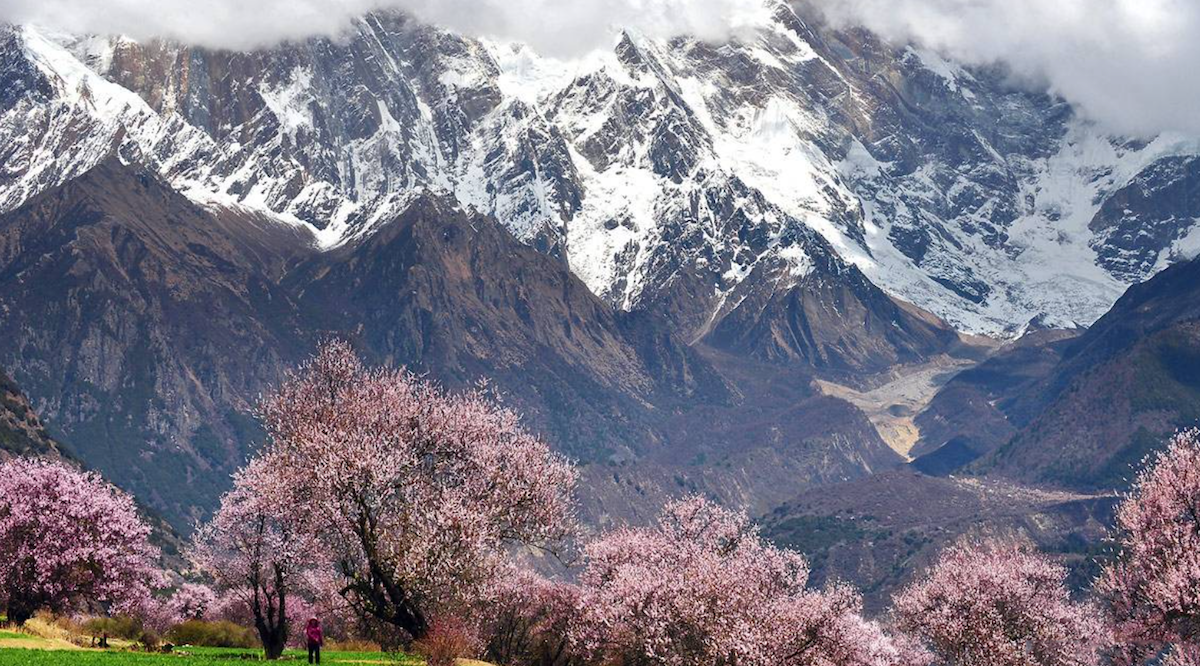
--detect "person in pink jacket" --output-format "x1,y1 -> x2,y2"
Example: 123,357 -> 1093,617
305,617 -> 324,664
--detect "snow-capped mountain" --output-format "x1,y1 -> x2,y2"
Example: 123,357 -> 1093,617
4,1 -> 1200,339
7,0 -> 1200,526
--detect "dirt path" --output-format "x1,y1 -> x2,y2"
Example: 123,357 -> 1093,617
816,355 -> 979,459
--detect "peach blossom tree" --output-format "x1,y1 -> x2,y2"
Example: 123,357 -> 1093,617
1097,430 -> 1200,663
253,340 -> 577,641
894,538 -> 1106,666
191,459 -> 320,659
0,458 -> 159,624
571,496 -> 922,666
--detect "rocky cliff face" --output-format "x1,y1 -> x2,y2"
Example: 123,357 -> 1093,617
0,159 -> 314,521
0,368 -> 66,459
0,159 -> 908,526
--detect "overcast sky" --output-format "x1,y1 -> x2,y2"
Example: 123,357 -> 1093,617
820,0 -> 1200,138
2,0 -> 1197,137
0,0 -> 771,55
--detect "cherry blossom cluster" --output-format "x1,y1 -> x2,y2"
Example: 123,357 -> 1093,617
1097,430 -> 1200,663
0,458 -> 160,624
893,537 -> 1106,666
571,496 -> 921,666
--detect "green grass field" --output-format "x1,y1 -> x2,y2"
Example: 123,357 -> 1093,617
0,645 -> 423,665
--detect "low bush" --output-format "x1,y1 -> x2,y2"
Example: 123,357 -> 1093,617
81,615 -> 143,641
167,619 -> 258,648
137,629 -> 161,652
414,617 -> 479,666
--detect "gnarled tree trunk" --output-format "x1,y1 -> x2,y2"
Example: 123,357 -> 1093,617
253,565 -> 289,660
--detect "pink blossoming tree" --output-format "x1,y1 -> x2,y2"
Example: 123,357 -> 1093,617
0,458 -> 160,624
1096,430 -> 1200,663
169,583 -> 218,622
894,538 -> 1106,666
191,459 -> 320,659
572,496 -> 920,666
481,569 -> 582,666
254,340 -> 577,641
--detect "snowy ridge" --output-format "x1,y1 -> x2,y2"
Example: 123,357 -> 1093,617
3,3 -> 1200,337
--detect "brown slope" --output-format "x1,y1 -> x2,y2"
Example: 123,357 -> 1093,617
761,469 -> 1116,613
704,257 -> 961,383
977,255 -> 1200,490
0,158 -> 316,525
577,347 -> 905,527
984,324 -> 1200,489
0,160 -> 900,529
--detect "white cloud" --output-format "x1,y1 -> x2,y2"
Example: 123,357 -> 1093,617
0,0 -> 772,57
6,0 -> 1200,137
817,0 -> 1200,137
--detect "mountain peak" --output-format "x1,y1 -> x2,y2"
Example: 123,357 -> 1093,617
4,14 -> 1198,337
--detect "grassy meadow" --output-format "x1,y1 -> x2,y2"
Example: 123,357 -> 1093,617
0,643 -> 424,665
0,622 -> 426,665
0,646 -> 421,664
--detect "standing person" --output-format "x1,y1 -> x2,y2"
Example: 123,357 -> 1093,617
305,617 -> 323,664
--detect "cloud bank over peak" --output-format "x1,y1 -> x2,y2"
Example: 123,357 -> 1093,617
4,0 -> 1200,137
0,0 -> 773,57
818,0 -> 1200,138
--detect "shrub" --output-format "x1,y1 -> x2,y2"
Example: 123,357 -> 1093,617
26,612 -> 85,645
82,615 -> 144,641
414,617 -> 479,666
138,628 -> 161,652
168,619 -> 258,648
